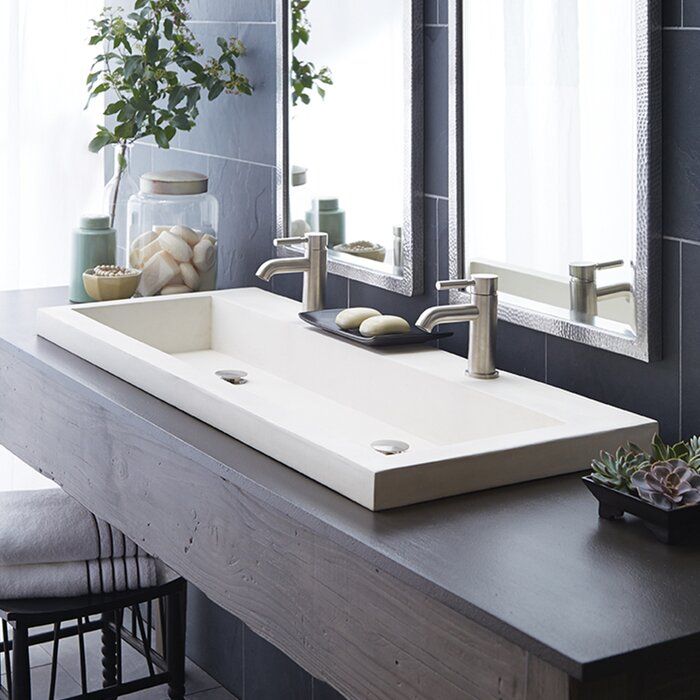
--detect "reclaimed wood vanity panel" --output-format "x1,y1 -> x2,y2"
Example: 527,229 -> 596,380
0,326 -> 535,699
3,289 -> 700,699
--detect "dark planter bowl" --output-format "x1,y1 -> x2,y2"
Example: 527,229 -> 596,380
582,476 -> 700,544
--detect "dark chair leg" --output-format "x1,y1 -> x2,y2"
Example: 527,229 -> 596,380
11,623 -> 30,700
165,587 -> 186,700
100,611 -> 118,696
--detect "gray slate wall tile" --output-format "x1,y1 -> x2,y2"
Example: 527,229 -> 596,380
208,158 -> 275,289
312,678 -> 346,700
188,0 -> 275,22
663,0 -> 683,26
424,26 -> 448,197
684,0 -> 700,26
662,29 -> 700,241
681,242 -> 700,436
180,23 -> 276,165
424,0 -> 439,25
187,586 -> 244,698
243,627 -> 312,700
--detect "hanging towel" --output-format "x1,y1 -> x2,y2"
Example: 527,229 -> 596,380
0,557 -> 158,599
0,489 -> 141,566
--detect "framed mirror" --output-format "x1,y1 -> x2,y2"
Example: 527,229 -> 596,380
448,0 -> 661,361
276,0 -> 423,296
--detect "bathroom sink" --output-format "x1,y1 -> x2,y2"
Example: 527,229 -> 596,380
37,288 -> 656,510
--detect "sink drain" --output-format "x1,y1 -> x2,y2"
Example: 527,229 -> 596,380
216,370 -> 248,385
371,439 -> 409,456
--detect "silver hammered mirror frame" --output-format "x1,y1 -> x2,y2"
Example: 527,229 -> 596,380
275,0 -> 424,296
447,0 -> 662,361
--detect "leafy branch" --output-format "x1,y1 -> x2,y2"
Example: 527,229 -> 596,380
86,0 -> 253,225
291,0 -> 332,107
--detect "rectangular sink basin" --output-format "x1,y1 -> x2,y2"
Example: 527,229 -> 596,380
37,288 -> 656,510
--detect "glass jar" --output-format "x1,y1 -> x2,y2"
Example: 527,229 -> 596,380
127,171 -> 219,296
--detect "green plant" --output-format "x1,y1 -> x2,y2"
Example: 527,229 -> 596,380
590,445 -> 648,491
638,434 -> 700,469
291,0 -> 333,107
590,434 -> 700,508
86,0 -> 253,226
631,460 -> 700,510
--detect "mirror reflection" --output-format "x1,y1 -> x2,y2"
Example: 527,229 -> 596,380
288,0 -> 405,273
460,1 -> 640,335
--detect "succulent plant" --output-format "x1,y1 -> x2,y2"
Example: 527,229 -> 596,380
590,446 -> 648,491
631,460 -> 700,510
635,434 -> 700,470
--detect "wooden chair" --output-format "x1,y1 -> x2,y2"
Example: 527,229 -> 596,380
0,578 -> 186,700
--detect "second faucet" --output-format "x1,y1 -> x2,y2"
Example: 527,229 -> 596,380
416,274 -> 499,379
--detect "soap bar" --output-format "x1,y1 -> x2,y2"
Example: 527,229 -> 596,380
192,238 -> 216,272
160,284 -> 192,295
131,238 -> 162,268
158,231 -> 193,262
179,262 -> 200,290
335,307 -> 380,330
359,315 -> 410,337
137,251 -> 180,296
170,225 -> 201,247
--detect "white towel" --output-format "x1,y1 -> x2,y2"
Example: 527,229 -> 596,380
0,557 -> 157,599
0,489 -> 141,566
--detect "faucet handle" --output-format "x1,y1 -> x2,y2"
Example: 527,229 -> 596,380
569,259 -> 625,282
274,236 -> 309,247
596,259 -> 625,271
274,232 -> 328,250
436,274 -> 498,295
435,278 -> 476,291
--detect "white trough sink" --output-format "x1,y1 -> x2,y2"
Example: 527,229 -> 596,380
37,288 -> 656,510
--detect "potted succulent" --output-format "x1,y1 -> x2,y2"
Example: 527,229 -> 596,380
583,435 -> 700,543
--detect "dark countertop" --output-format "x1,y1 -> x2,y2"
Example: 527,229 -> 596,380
2,286 -> 700,682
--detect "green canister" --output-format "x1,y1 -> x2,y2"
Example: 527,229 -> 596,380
69,215 -> 116,303
305,197 -> 345,247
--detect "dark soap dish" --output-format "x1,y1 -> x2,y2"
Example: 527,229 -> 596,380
582,476 -> 700,544
299,309 -> 452,347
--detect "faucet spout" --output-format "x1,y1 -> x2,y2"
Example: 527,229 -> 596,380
415,274 -> 499,379
256,257 -> 309,282
416,304 -> 479,332
255,232 -> 328,312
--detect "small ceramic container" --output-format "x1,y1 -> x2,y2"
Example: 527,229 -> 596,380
82,267 -> 142,301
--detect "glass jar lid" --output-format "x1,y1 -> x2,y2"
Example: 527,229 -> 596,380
139,170 -> 208,196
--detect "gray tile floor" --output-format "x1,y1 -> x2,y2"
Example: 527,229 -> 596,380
1,625 -> 238,699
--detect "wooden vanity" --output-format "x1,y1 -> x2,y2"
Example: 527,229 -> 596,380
1,287 -> 699,700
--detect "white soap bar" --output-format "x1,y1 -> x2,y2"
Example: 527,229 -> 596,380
137,251 -> 180,296
152,225 -> 173,234
132,238 -> 162,268
192,238 -> 216,272
130,230 -> 158,252
359,315 -> 410,337
179,262 -> 200,290
158,231 -> 193,262
160,284 -> 191,295
335,307 -> 380,330
170,225 -> 201,247
202,233 -> 217,245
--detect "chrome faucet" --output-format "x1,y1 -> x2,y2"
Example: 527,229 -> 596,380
256,233 -> 328,312
416,274 -> 499,379
569,259 -> 632,321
